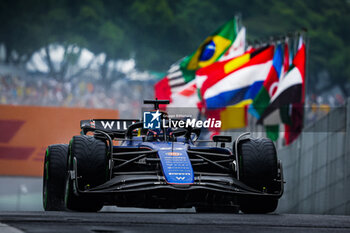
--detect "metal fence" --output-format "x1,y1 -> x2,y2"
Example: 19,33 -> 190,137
277,100 -> 350,214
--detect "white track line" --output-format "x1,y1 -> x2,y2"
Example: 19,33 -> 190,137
0,223 -> 24,233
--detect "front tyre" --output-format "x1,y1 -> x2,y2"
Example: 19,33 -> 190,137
237,137 -> 279,214
43,144 -> 68,211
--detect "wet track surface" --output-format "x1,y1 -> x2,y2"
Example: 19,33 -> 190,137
1,211 -> 350,233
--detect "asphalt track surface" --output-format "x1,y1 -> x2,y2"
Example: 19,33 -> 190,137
0,211 -> 350,233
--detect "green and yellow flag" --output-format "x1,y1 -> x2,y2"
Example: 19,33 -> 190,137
180,19 -> 237,82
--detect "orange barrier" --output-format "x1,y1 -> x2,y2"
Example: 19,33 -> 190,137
0,105 -> 119,176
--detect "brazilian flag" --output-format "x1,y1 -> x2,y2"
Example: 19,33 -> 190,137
180,18 -> 237,82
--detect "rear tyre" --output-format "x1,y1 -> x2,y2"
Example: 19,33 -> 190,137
237,137 -> 279,214
64,135 -> 108,212
43,144 -> 68,211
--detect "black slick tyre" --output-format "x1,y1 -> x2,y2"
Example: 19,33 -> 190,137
43,144 -> 68,211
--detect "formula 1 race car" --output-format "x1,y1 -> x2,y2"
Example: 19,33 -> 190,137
43,99 -> 284,213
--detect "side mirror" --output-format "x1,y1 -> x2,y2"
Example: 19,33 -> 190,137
213,135 -> 232,148
213,135 -> 232,143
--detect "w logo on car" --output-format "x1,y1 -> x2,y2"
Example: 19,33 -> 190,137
143,110 -> 161,129
176,177 -> 185,180
101,121 -> 114,129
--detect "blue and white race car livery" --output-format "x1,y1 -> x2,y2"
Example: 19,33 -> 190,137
43,99 -> 284,213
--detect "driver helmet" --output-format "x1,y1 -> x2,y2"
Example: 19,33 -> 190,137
146,128 -> 173,141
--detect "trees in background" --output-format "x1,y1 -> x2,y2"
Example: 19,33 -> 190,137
0,0 -> 349,94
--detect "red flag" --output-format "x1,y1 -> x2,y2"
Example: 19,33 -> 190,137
284,37 -> 306,145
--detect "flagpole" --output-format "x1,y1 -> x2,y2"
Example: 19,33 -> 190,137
301,29 -> 309,139
235,13 -> 242,32
305,30 -> 310,123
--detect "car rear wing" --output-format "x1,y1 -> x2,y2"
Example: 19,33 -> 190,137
80,119 -> 139,135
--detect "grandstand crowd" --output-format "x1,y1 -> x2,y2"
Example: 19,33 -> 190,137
0,73 -> 151,118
